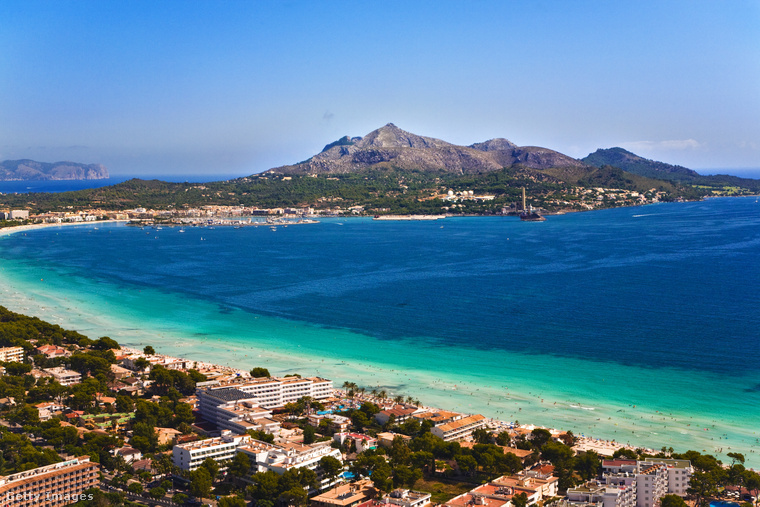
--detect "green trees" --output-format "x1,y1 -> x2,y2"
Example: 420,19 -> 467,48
143,346 -> 155,355
250,367 -> 271,377
229,452 -> 251,479
574,450 -> 601,480
319,455 -> 343,483
512,492 -> 529,507
189,467 -> 213,500
660,494 -> 688,507
687,471 -> 719,507
247,469 -> 316,506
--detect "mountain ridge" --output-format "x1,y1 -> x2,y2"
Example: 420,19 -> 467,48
0,159 -> 109,181
267,123 -> 585,176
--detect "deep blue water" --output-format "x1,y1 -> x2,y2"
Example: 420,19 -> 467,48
2,197 -> 759,376
0,173 -> 244,194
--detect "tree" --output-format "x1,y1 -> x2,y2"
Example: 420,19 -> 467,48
149,486 -> 166,499
473,428 -> 491,444
189,467 -> 213,500
303,424 -> 316,445
530,428 -> 552,450
496,431 -> 511,446
456,455 -> 478,477
229,451 -> 251,479
575,450 -> 601,480
513,492 -> 529,507
370,462 -> 394,493
248,471 -> 281,503
319,455 -> 343,483
660,494 -> 688,507
250,367 -> 270,378
94,336 -> 119,350
127,482 -> 143,494
143,345 -> 155,355
200,457 -> 220,482
218,497 -> 247,507
687,471 -> 719,507
278,487 -> 308,507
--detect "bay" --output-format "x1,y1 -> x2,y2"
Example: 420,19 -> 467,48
1,196 -> 759,465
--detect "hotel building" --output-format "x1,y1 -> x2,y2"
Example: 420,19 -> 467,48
196,375 -> 332,409
0,456 -> 99,507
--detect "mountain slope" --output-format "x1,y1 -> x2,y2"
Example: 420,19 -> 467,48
582,147 -> 760,191
268,123 -> 585,176
0,159 -> 109,181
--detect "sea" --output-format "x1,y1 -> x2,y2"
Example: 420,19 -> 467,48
0,173 -> 243,194
1,195 -> 759,466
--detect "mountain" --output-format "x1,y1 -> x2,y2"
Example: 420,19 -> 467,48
581,148 -> 700,182
582,147 -> 760,191
268,123 -> 586,175
0,159 -> 109,181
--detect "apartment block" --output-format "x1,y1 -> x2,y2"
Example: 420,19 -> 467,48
0,456 -> 99,507
196,387 -> 280,434
236,439 -> 343,492
0,346 -> 24,363
197,375 -> 332,409
430,414 -> 486,441
42,367 -> 82,386
172,432 -> 251,471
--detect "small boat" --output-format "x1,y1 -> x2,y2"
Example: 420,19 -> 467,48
178,229 -> 185,233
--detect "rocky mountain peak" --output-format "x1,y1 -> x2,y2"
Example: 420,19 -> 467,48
469,138 -> 517,152
354,123 -> 454,150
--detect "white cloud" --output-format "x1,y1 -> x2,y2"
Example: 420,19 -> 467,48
621,139 -> 701,151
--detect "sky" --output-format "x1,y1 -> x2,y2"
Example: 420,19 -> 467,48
1,1 -> 759,178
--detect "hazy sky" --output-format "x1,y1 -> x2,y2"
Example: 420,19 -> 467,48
1,1 -> 759,177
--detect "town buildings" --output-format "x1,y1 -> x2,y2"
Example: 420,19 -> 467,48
172,431 -> 252,471
197,375 -> 332,409
0,346 -> 24,363
0,456 -> 99,507
196,386 -> 281,435
430,414 -> 487,442
42,367 -> 82,386
236,439 -> 344,492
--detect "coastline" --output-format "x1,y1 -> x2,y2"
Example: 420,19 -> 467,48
1,256 -> 759,468
1,202 -> 759,467
0,219 -> 128,237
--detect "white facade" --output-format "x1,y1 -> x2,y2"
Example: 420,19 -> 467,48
196,387 -> 279,434
638,460 -> 693,496
198,376 -> 332,409
0,346 -> 24,363
635,465 -> 668,507
172,432 -> 251,471
430,414 -> 486,441
43,366 -> 82,386
236,439 -> 343,492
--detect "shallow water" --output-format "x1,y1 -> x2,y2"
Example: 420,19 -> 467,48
1,197 -> 759,465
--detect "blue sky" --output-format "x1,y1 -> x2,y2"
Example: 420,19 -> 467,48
1,1 -> 759,177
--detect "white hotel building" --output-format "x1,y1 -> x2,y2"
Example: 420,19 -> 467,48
197,376 -> 332,409
236,439 -> 343,492
172,432 -> 251,471
196,387 -> 281,435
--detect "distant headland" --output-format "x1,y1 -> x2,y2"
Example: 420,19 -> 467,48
0,159 -> 109,181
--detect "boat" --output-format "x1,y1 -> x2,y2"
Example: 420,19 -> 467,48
519,187 -> 546,221
519,209 -> 546,222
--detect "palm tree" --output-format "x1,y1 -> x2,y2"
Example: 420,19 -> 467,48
378,390 -> 387,400
394,395 -> 404,404
406,396 -> 414,404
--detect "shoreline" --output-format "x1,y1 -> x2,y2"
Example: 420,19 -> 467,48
0,220 -> 128,238
1,203 -> 759,467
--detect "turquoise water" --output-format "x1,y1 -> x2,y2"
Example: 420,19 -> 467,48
1,197 -> 759,466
